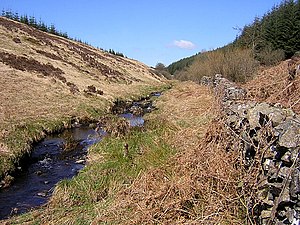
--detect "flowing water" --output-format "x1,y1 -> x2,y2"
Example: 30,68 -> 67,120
0,126 -> 104,219
0,92 -> 160,220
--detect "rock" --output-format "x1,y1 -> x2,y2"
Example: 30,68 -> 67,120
261,209 -> 272,219
264,145 -> 277,159
258,188 -> 274,206
275,119 -> 300,148
270,182 -> 284,190
257,177 -> 269,189
36,170 -> 43,176
286,208 -> 294,223
277,209 -> 287,218
225,86 -> 246,100
248,103 -> 286,129
267,160 -> 280,181
212,74 -> 247,101
278,167 -> 291,179
248,109 -> 265,129
281,218 -> 290,224
263,159 -> 272,171
281,151 -> 292,164
278,185 -> 292,206
206,74 -> 300,222
261,218 -> 270,225
292,218 -> 300,225
200,76 -> 213,86
215,74 -> 223,79
290,169 -> 300,199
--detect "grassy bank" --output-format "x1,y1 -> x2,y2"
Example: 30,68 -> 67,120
6,117 -> 176,224
0,84 -> 170,185
0,16 -> 168,183
4,82 -> 246,224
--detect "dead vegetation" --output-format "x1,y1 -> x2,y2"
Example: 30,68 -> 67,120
175,48 -> 259,83
1,82 -> 250,224
0,15 -> 283,224
89,82 -> 247,224
0,16 -> 165,181
0,51 -> 64,78
244,56 -> 300,114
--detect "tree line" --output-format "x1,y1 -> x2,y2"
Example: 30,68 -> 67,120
106,49 -> 125,57
1,10 -> 126,58
167,0 -> 300,82
233,0 -> 300,63
1,10 -> 70,38
167,53 -> 199,75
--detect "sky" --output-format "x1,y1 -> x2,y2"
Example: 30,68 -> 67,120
0,0 -> 284,67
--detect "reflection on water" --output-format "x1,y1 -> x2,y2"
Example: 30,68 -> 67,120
119,113 -> 145,127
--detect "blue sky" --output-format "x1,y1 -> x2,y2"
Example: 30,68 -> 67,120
1,0 -> 283,66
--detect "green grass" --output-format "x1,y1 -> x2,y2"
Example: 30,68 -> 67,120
0,84 -> 169,181
57,120 -> 174,205
8,119 -> 176,224
0,117 -> 74,176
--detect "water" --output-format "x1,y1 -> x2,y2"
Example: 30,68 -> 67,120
0,92 -> 161,219
0,126 -> 103,219
119,113 -> 145,127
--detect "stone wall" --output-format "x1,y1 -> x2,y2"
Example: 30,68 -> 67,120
202,74 -> 300,225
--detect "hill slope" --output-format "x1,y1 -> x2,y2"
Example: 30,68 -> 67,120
244,55 -> 300,113
0,16 -> 165,179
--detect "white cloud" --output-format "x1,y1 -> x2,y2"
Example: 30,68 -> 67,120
172,40 -> 196,50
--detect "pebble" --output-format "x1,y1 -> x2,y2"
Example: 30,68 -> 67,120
75,159 -> 85,164
36,170 -> 43,176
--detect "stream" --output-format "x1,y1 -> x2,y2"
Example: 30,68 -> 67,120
0,126 -> 103,219
0,93 -> 160,220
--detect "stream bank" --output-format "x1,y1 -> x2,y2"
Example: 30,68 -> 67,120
0,92 -> 161,220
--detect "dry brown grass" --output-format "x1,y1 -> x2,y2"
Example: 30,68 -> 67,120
176,48 -> 259,83
89,82 -> 246,224
0,16 -> 254,224
244,57 -> 300,114
0,16 -> 165,178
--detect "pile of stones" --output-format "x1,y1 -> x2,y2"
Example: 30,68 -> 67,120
202,74 -> 300,225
